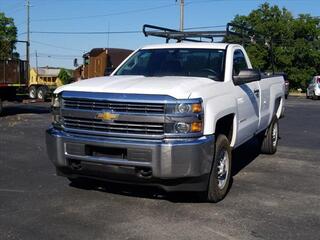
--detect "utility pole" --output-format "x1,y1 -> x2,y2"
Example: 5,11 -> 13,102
26,0 -> 30,82
35,50 -> 38,82
180,0 -> 184,31
176,0 -> 184,31
107,22 -> 110,48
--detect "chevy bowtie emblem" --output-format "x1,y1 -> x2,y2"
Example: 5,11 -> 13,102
96,112 -> 119,121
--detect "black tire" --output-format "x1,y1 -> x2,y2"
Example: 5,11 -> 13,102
206,134 -> 232,203
285,94 -> 288,99
37,86 -> 47,100
29,86 -> 37,99
260,117 -> 279,154
312,93 -> 319,100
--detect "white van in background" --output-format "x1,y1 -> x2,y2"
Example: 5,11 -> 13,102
306,76 -> 320,100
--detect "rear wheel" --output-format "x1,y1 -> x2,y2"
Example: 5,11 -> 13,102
29,86 -> 37,99
260,117 -> 279,154
312,92 -> 319,100
37,86 -> 47,100
206,134 -> 232,203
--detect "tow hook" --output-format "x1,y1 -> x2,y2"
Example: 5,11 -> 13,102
69,160 -> 82,170
136,167 -> 152,179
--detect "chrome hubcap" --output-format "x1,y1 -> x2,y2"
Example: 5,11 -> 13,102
30,89 -> 36,98
217,149 -> 229,189
272,122 -> 278,147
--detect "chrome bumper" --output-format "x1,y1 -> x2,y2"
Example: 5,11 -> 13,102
46,127 -> 215,191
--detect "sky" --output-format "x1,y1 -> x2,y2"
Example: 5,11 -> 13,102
1,0 -> 319,69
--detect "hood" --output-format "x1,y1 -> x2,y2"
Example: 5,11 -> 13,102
55,75 -> 216,99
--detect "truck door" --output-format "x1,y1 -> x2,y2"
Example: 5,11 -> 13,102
233,49 -> 260,144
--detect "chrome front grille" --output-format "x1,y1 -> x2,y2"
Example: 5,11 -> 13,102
57,92 -> 203,139
63,117 -> 165,135
63,99 -> 165,114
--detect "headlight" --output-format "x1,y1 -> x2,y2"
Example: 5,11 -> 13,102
51,94 -> 62,127
52,95 -> 61,108
176,103 -> 191,114
165,99 -> 203,135
175,103 -> 202,114
175,122 -> 190,133
174,121 -> 203,134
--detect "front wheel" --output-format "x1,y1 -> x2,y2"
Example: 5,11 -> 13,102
260,117 -> 279,154
206,134 -> 232,203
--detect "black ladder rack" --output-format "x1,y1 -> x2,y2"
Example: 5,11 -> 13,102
142,23 -> 255,43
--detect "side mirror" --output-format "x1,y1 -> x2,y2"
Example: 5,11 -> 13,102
233,69 -> 261,85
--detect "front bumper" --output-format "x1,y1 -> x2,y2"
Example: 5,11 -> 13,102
46,128 -> 215,191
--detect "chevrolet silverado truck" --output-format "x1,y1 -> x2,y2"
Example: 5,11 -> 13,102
46,27 -> 284,202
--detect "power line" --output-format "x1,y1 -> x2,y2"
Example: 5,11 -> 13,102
18,32 -> 27,36
31,3 -> 177,22
36,52 -> 82,57
33,53 -> 82,59
185,25 -> 226,30
1,2 -> 23,10
31,40 -> 84,52
5,6 -> 25,14
30,30 -> 141,35
31,56 -> 77,60
28,0 -> 219,23
29,25 -> 228,35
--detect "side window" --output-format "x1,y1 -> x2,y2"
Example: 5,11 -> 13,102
233,49 -> 248,76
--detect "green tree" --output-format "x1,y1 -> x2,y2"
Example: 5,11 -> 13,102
0,12 -> 17,59
58,68 -> 72,85
229,3 -> 320,90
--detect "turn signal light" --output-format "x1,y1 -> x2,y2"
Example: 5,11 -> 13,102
191,122 -> 202,132
192,103 -> 202,113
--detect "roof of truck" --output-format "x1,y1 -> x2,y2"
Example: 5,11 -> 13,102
141,42 -> 231,50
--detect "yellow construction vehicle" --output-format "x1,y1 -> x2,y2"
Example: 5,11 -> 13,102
28,67 -> 64,100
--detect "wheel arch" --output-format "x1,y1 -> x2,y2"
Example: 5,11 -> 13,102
214,113 -> 237,147
274,97 -> 283,119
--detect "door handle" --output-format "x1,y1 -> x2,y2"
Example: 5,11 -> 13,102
254,89 -> 260,98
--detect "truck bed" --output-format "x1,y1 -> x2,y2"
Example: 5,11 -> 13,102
0,60 -> 28,87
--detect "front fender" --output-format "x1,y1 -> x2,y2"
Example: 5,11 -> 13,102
203,94 -> 237,135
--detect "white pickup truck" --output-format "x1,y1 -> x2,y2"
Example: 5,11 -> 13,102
46,40 -> 284,202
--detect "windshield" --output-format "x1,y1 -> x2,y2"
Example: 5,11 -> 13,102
114,48 -> 225,81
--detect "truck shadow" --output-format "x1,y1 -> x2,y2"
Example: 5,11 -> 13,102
69,138 -> 261,203
231,137 -> 261,176
1,102 -> 51,117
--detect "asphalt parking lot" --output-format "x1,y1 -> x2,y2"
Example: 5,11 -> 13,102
0,97 -> 319,240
